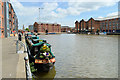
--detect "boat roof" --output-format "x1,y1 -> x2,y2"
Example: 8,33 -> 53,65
32,42 -> 44,47
32,39 -> 40,41
31,35 -> 39,39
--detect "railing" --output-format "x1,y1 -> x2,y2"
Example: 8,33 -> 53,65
24,42 -> 32,80
16,39 -> 32,80
16,40 -> 27,53
24,54 -> 32,80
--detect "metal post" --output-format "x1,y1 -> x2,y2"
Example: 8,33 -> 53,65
16,40 -> 27,53
39,8 -> 40,22
39,8 -> 44,22
18,41 -> 27,53
16,40 -> 18,53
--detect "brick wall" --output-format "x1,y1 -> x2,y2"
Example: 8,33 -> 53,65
33,22 -> 61,33
61,27 -> 71,32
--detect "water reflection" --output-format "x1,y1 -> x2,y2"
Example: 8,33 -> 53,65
34,66 -> 56,79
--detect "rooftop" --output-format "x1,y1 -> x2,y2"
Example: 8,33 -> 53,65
36,22 -> 60,25
94,15 -> 120,21
61,26 -> 69,28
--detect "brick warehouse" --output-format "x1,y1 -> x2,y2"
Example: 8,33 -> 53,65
33,22 -> 61,33
75,17 -> 120,34
0,1 -> 18,38
61,26 -> 72,32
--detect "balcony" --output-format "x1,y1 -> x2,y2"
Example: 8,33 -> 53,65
9,19 -> 11,22
9,10 -> 11,14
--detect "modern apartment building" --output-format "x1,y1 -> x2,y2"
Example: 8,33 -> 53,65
29,25 -> 34,32
0,1 -> 18,38
0,1 -> 4,38
33,22 -> 61,33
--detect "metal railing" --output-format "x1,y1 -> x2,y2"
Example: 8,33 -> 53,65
24,55 -> 32,80
24,43 -> 32,80
16,39 -> 32,79
16,40 -> 27,53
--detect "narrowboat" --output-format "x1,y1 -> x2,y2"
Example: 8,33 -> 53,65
25,33 -> 55,72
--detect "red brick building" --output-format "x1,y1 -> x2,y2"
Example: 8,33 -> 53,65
61,26 -> 72,32
75,21 -> 79,32
33,22 -> 61,33
80,19 -> 87,32
100,18 -> 119,33
75,17 -> 120,33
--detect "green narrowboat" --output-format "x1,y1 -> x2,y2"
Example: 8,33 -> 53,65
25,33 -> 55,72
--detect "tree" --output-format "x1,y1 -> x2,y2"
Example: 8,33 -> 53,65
96,29 -> 99,33
25,28 -> 30,32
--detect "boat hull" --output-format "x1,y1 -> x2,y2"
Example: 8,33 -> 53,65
34,63 -> 54,72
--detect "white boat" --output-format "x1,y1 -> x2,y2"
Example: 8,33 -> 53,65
88,32 -> 91,35
99,32 -> 106,35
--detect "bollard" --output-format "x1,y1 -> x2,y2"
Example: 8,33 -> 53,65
24,56 -> 32,80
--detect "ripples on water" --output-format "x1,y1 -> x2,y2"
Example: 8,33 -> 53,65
34,34 -> 118,78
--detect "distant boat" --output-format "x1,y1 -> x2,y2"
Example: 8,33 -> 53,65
99,32 -> 106,35
88,32 -> 91,35
48,33 -> 56,34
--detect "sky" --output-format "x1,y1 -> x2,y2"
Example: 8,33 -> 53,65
10,0 -> 119,29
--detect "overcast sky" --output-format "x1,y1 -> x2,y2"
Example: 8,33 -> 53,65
10,0 -> 119,29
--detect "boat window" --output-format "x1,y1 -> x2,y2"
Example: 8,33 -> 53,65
35,47 -> 38,52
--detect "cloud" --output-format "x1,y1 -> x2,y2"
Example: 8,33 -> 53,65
40,2 -> 59,20
42,2 -> 58,11
10,0 -> 119,29
11,0 -> 38,16
10,1 -> 38,29
94,11 -> 119,21
107,12 -> 118,16
59,1 -> 118,16
11,0 -> 119,2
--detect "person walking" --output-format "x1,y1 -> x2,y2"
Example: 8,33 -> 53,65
18,32 -> 22,41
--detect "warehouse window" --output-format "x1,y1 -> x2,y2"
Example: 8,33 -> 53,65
0,16 -> 1,27
106,21 -> 108,30
119,18 -> 120,29
106,24 -> 108,29
0,3 -> 1,10
100,23 -> 102,31
102,22 -> 105,29
113,26 -> 115,29
0,28 -> 1,36
109,21 -> 111,27
117,23 -> 119,29
109,24 -> 111,29
113,20 -> 115,26
2,5 -> 3,15
2,18 -> 3,27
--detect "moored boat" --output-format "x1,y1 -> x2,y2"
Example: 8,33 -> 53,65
25,33 -> 55,72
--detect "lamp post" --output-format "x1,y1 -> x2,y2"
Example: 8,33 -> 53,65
39,8 -> 44,23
